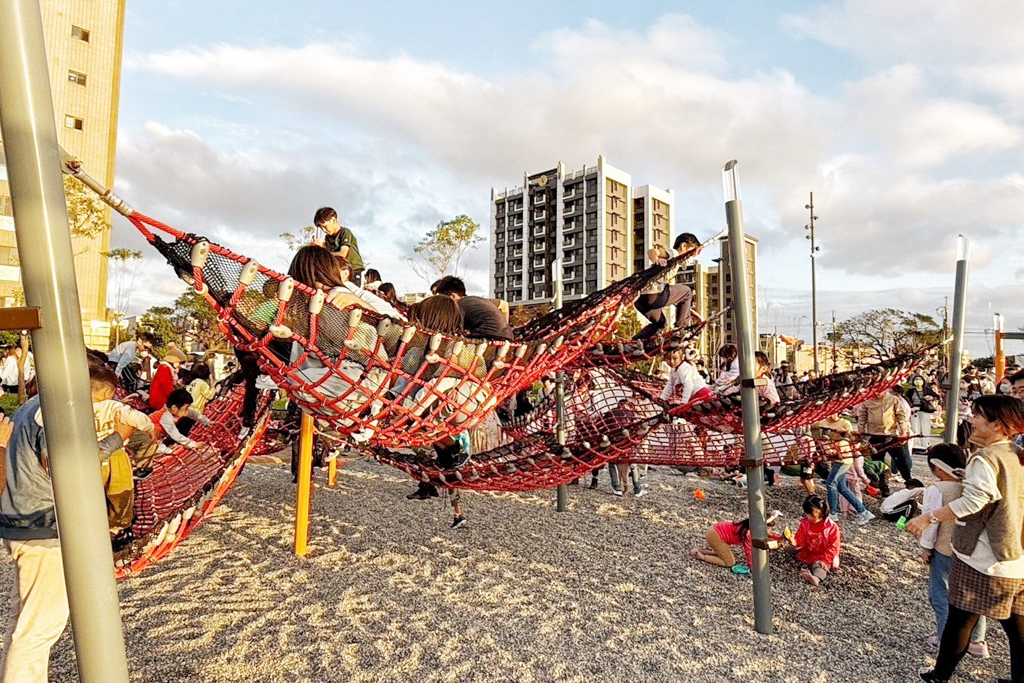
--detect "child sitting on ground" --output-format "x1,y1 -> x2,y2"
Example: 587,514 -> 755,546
879,478 -> 926,521
151,388 -> 213,451
691,510 -> 782,569
787,494 -> 842,587
917,443 -> 989,657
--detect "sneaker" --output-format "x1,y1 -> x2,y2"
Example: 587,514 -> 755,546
635,489 -> 647,498
434,443 -> 471,470
919,668 -> 948,683
828,514 -> 840,523
612,489 -> 623,497
406,483 -> 437,500
451,516 -> 466,530
855,510 -> 876,526
967,640 -> 990,659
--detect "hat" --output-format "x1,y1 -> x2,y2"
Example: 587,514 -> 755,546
163,347 -> 187,363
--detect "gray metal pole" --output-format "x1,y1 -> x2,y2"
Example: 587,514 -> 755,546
722,161 -> 772,634
805,193 -> 820,375
0,2 -> 131,681
943,236 -> 970,444
552,258 -> 568,512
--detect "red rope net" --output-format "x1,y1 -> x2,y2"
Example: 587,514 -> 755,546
124,211 -> 699,448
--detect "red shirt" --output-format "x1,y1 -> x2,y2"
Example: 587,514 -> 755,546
714,520 -> 753,567
149,363 -> 175,411
794,517 -> 842,568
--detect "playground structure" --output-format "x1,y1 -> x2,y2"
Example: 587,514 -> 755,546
0,0 -> 974,674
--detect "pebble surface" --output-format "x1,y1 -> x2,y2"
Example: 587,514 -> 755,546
5,457 -> 1011,683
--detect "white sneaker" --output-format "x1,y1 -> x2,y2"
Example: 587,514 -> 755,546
635,489 -> 647,498
967,640 -> 990,659
855,510 -> 876,525
828,514 -> 840,523
926,634 -> 939,652
612,489 -> 623,497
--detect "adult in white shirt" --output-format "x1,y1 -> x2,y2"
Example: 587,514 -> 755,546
909,395 -> 1024,683
107,332 -> 155,377
0,347 -> 18,393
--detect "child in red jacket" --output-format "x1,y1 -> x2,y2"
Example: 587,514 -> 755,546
789,494 -> 842,587
148,348 -> 186,411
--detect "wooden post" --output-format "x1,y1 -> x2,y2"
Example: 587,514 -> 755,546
294,412 -> 314,556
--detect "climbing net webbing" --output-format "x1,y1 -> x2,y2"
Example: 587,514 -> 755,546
113,386 -> 272,578
120,209 -> 699,448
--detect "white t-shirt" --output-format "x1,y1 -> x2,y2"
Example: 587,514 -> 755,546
92,399 -> 154,441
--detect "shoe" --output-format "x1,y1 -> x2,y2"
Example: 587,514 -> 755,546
406,483 -> 437,500
451,516 -> 466,530
588,479 -> 599,490
918,668 -> 948,683
635,489 -> 647,497
855,510 -> 876,526
612,489 -> 623,497
828,514 -> 840,523
966,640 -> 990,659
435,443 -> 471,470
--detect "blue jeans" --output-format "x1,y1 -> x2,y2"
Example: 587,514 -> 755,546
929,552 -> 986,641
608,464 -> 643,493
826,462 -> 865,515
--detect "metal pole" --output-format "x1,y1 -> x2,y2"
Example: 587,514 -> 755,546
294,412 -> 315,555
805,193 -> 820,375
552,258 -> 567,512
0,2 -> 130,680
994,313 -> 1005,383
723,161 -> 772,634
943,237 -> 970,444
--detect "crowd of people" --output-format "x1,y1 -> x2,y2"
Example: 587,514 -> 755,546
0,216 -> 1021,682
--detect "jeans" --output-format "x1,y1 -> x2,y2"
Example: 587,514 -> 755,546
826,462 -> 865,515
634,284 -> 694,339
609,464 -> 643,493
869,436 -> 913,485
928,552 -> 986,642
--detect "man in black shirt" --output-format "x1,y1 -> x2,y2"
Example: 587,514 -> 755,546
431,276 -> 514,341
313,206 -> 364,285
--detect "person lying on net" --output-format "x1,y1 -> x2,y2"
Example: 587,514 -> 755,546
284,245 -> 391,436
633,233 -> 703,340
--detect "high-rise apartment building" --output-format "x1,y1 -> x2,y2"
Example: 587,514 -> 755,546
0,0 -> 126,348
490,156 -> 673,305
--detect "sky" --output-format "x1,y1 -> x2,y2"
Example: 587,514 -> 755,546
107,0 -> 1024,359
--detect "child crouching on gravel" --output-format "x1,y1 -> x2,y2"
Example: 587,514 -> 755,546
787,494 -> 841,587
691,511 -> 782,569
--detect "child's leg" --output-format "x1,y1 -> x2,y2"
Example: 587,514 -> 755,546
811,561 -> 829,582
929,552 -> 951,637
451,490 -> 463,518
834,468 -> 866,514
693,528 -> 735,567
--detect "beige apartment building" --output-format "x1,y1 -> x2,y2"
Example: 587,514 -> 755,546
490,156 -> 673,305
0,0 -> 126,348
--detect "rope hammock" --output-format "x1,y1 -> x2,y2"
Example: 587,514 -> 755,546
118,208 -> 699,448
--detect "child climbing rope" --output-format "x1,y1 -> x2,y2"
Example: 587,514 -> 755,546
633,233 -> 703,340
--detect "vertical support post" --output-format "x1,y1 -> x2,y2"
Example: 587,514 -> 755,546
722,161 -> 772,635
805,193 -> 820,375
994,313 -> 1005,384
943,236 -> 970,444
552,258 -> 567,512
294,412 -> 314,555
327,456 -> 338,488
0,2 -> 130,681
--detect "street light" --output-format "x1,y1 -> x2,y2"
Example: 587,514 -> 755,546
804,193 -> 821,374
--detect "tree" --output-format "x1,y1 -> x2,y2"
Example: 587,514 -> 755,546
173,289 -> 228,351
138,306 -> 178,355
64,175 -> 108,244
407,215 -> 483,285
280,225 -> 317,256
613,307 -> 643,341
833,308 -> 942,360
106,248 -> 143,346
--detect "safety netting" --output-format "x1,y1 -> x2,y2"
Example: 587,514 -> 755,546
112,386 -> 272,578
122,210 -> 699,448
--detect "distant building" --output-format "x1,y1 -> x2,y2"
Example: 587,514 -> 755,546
399,292 -> 429,306
490,156 -> 673,306
0,0 -> 126,348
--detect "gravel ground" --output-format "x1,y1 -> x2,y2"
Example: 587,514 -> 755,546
4,457 -> 1012,683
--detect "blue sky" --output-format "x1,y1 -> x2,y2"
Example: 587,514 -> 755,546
108,1 -> 1024,358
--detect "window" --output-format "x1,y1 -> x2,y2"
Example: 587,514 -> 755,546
71,25 -> 90,42
64,115 -> 83,130
68,70 -> 87,86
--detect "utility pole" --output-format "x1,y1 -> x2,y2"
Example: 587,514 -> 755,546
804,193 -> 820,375
938,297 -> 949,369
831,309 -> 838,372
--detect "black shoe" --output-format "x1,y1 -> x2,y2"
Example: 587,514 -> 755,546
435,443 -> 471,470
406,483 -> 437,500
451,516 -> 466,530
919,669 -> 947,683
588,480 -> 599,490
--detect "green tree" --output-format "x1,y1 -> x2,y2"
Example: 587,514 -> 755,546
613,307 -> 643,341
834,308 -> 942,359
138,305 -> 178,355
173,289 -> 228,351
408,215 -> 483,284
64,175 -> 108,242
106,248 -> 143,347
280,225 -> 318,255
